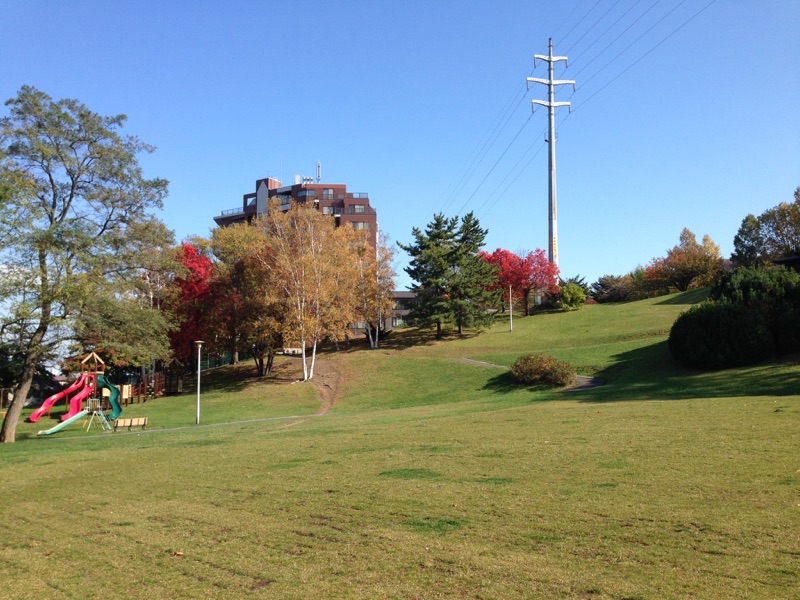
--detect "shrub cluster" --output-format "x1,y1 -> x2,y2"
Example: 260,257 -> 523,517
669,265 -> 800,369
511,353 -> 577,387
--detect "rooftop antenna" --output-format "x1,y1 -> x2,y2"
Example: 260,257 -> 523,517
316,160 -> 322,183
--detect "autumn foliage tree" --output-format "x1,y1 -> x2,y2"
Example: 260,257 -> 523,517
209,223 -> 284,376
645,228 -> 723,293
169,242 -> 214,367
266,200 -> 357,380
352,230 -> 397,349
481,248 -> 559,316
519,249 -> 560,314
480,248 -> 527,312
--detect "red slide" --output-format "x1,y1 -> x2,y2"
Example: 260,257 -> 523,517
28,374 -> 90,423
61,383 -> 93,421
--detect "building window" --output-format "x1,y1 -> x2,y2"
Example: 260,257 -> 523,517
322,206 -> 334,215
351,222 -> 369,230
323,188 -> 334,200
392,316 -> 406,327
348,204 -> 366,214
297,190 -> 316,198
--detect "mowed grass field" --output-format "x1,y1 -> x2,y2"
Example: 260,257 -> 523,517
1,290 -> 799,599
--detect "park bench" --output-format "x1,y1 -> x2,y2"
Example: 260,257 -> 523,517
113,417 -> 148,432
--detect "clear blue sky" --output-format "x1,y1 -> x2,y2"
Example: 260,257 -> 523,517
2,1 -> 799,288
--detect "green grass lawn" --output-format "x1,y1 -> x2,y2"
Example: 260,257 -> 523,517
1,290 -> 799,598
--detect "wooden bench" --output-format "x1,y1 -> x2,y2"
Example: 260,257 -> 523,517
114,417 -> 148,432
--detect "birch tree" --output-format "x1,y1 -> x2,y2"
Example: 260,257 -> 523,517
267,200 -> 355,380
352,230 -> 396,349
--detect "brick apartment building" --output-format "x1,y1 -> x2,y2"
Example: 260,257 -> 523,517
214,175 -> 378,245
213,173 -> 414,336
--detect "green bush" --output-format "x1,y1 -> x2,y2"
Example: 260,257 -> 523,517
710,265 -> 800,355
668,302 -> 775,369
554,282 -> 587,311
511,353 -> 577,387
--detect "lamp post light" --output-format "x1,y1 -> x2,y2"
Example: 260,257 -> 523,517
195,341 -> 204,425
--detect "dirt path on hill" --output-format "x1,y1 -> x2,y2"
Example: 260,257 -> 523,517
310,358 -> 339,415
279,358 -> 339,428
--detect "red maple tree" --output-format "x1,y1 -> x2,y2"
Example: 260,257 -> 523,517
481,248 -> 559,315
169,242 -> 215,366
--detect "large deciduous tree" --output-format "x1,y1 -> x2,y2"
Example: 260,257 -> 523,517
210,221 -> 284,376
0,86 -> 171,442
731,187 -> 800,266
400,212 -> 496,338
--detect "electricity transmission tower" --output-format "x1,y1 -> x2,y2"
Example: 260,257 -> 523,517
527,38 -> 575,267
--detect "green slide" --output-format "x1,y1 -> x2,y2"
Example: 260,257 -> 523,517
97,374 -> 123,420
37,409 -> 89,436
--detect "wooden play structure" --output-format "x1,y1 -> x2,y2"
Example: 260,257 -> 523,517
31,351 -> 126,435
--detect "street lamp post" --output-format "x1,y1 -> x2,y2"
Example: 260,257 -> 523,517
509,285 -> 513,332
195,341 -> 204,425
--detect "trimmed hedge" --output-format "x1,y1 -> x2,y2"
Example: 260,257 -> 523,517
668,302 -> 775,369
511,353 -> 577,387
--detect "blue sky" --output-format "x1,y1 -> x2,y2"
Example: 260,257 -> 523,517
2,1 -> 799,288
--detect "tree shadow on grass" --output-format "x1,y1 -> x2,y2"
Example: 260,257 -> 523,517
574,340 -> 800,402
655,288 -> 710,305
189,358 -> 304,395
312,328 -> 441,355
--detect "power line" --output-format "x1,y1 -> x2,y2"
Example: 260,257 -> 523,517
566,0 -> 647,62
559,0 -> 604,48
477,126 -> 549,219
573,0 -> 716,109
439,82 -> 529,214
552,0 -> 593,42
570,0 -> 666,81
454,113 -> 534,217
564,0 -> 627,55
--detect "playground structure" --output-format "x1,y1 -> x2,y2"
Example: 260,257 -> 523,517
30,352 -> 123,436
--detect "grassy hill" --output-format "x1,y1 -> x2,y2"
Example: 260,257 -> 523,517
1,290 -> 799,598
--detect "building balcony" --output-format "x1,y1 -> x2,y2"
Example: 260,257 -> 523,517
219,207 -> 244,217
